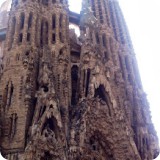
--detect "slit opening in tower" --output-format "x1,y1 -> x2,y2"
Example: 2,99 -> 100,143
96,32 -> 100,44
20,13 -> 25,30
19,33 -> 23,43
28,12 -> 33,29
9,82 -> 14,106
27,33 -> 30,42
85,69 -> 90,97
59,32 -> 63,43
94,85 -> 111,116
59,14 -> 63,28
102,34 -> 107,48
104,51 -> 109,61
52,15 -> 56,30
52,33 -> 56,44
71,65 -> 79,105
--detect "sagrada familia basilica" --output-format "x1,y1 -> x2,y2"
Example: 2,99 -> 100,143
0,0 -> 159,159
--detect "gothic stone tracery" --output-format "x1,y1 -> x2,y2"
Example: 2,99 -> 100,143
0,0 -> 159,160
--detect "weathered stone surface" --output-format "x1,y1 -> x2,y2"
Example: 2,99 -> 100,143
0,0 -> 159,159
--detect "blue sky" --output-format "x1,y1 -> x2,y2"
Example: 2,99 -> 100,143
0,0 -> 160,159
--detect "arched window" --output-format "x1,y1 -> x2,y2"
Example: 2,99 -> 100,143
102,34 -> 107,47
20,13 -> 25,30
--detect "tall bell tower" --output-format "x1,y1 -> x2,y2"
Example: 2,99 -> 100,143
0,0 -> 159,159
0,0 -> 40,156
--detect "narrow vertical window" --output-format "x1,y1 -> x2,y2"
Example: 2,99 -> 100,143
16,54 -> 20,61
40,20 -> 49,46
52,33 -> 56,44
59,32 -> 63,43
71,65 -> 79,105
96,33 -> 100,44
104,51 -> 108,60
27,33 -> 31,42
44,21 -> 48,45
19,33 -> 23,43
102,34 -> 107,47
52,15 -> 56,30
85,69 -> 90,97
20,13 -> 25,30
40,22 -> 43,46
59,14 -> 63,28
28,12 -> 33,29
10,113 -> 18,139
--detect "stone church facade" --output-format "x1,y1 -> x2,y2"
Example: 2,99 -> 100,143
0,0 -> 159,159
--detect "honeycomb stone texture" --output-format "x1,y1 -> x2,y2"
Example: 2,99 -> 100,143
0,0 -> 159,159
